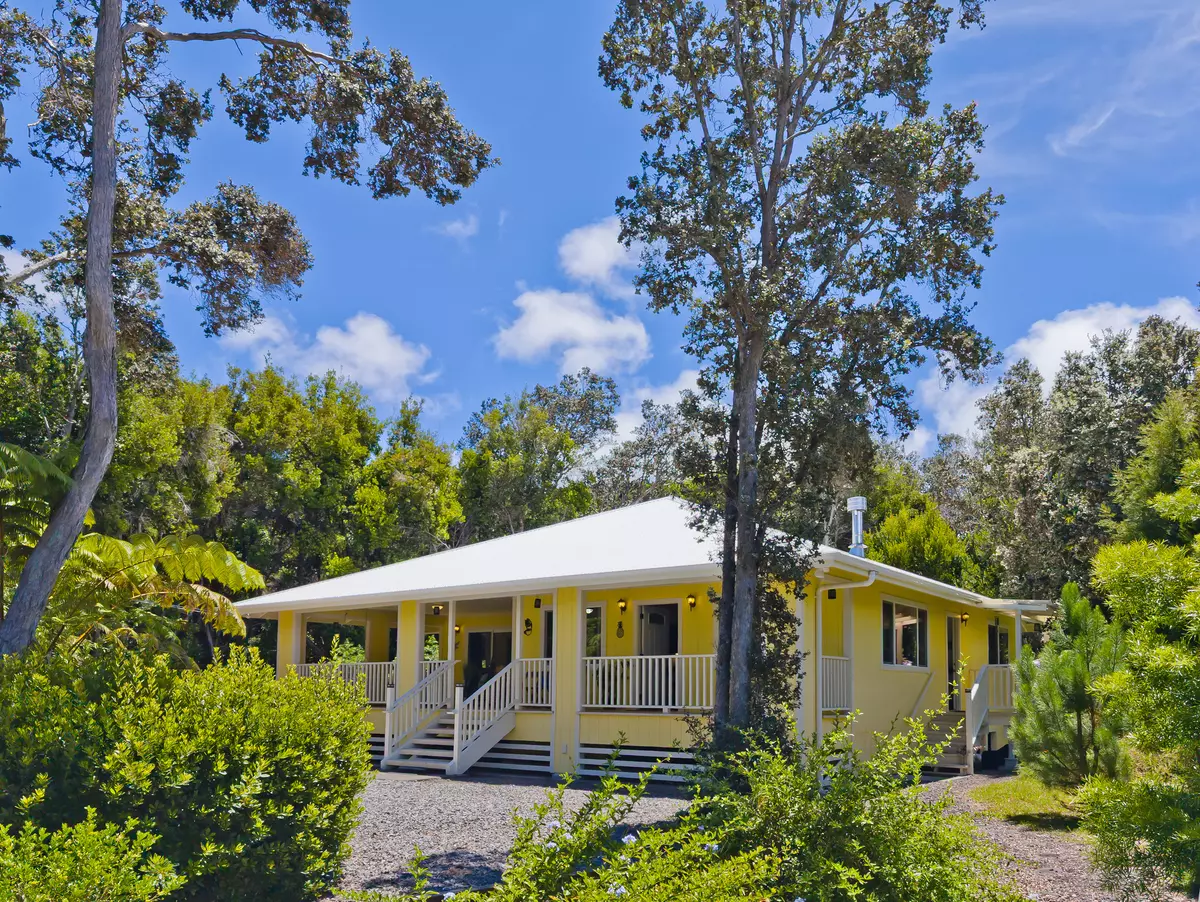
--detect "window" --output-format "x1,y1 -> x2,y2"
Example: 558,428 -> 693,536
542,610 -> 555,658
883,601 -> 928,668
988,623 -> 1010,665
585,605 -> 604,657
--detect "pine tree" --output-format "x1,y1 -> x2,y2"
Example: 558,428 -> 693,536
1011,583 -> 1127,786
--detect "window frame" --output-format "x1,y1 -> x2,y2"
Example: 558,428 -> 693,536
583,602 -> 605,657
881,597 -> 931,671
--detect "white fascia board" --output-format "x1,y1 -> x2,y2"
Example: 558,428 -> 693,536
815,548 -> 1053,612
235,562 -> 723,616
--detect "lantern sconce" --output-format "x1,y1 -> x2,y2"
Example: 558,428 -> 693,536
523,618 -> 533,636
686,594 -> 697,610
618,598 -> 628,614
960,612 -> 970,625
533,597 -> 542,609
616,621 -> 625,638
454,623 -> 461,648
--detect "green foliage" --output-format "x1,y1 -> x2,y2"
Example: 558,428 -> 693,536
457,372 -> 617,541
40,531 -> 264,658
1010,583 -> 1127,786
694,723 -> 1027,902
0,441 -> 70,613
0,647 -> 371,902
1081,528 -> 1200,898
0,813 -> 183,902
869,506 -> 985,591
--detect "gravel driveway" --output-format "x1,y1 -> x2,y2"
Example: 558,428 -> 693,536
337,771 -> 688,898
928,773 -> 1188,902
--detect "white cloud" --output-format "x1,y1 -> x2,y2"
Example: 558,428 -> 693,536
493,288 -> 650,375
434,214 -> 480,241
916,296 -> 1200,450
558,216 -> 638,299
221,312 -> 435,404
614,368 -> 701,440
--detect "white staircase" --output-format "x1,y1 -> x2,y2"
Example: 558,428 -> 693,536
925,664 -> 1015,776
381,660 -> 537,776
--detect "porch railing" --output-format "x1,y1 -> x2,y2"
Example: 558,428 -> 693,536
421,660 -> 443,679
518,657 -> 554,708
383,660 -> 454,760
582,654 -> 715,710
964,664 -> 1014,775
295,661 -> 395,706
820,655 -> 852,711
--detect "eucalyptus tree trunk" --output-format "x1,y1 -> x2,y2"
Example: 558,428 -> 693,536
714,403 -> 739,727
0,0 -> 122,656
728,335 -> 764,726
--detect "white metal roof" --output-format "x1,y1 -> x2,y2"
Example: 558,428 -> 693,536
235,496 -> 1052,615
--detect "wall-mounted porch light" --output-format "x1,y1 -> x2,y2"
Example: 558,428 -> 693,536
960,612 -> 970,624
534,597 -> 542,609
431,604 -> 443,616
686,594 -> 697,610
617,598 -> 628,614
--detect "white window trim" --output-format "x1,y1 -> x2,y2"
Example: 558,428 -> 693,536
881,595 -> 932,673
582,599 -> 606,657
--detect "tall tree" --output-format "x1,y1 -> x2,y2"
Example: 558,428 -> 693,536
0,0 -> 494,654
601,0 -> 999,727
593,400 -> 687,510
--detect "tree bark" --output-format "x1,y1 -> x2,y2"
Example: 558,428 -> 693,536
0,0 -> 123,656
728,334 -> 763,726
713,398 -> 739,727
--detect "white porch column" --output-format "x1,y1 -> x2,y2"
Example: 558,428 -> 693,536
447,599 -> 457,677
1012,611 -> 1023,664
512,595 -> 521,660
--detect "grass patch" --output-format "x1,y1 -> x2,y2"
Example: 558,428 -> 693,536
968,773 -> 1083,833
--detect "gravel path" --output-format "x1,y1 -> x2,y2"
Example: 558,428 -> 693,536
927,773 -> 1188,902
337,772 -> 687,898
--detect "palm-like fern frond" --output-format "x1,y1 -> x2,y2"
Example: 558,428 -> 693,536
47,533 -> 264,649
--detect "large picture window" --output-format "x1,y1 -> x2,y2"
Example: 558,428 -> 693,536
883,601 -> 928,668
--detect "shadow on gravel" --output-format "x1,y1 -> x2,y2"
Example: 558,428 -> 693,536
1004,811 -> 1082,833
356,849 -> 505,894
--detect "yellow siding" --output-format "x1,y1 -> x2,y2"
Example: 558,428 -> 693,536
582,583 -> 717,657
510,711 -> 552,743
364,609 -> 393,663
579,713 -> 691,748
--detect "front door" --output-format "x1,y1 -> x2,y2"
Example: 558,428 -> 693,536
988,622 -> 1010,665
946,615 -> 962,710
639,603 -> 679,656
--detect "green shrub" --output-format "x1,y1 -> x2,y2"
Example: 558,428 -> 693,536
0,647 -> 371,901
0,812 -> 183,902
694,720 -> 1028,902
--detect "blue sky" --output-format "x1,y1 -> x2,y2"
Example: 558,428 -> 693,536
7,0 -> 1200,452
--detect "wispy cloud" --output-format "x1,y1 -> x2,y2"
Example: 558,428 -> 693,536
557,216 -> 639,300
433,213 -> 480,242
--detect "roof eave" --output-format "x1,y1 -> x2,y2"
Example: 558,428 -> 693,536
235,561 -> 723,616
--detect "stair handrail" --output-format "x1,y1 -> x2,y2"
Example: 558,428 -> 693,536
963,664 -> 992,771
384,660 -> 454,760
451,661 -> 518,771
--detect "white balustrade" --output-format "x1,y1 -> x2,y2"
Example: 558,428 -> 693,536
582,654 -> 715,710
383,660 -> 454,759
518,657 -> 554,708
820,655 -> 852,710
421,660 -> 443,679
987,664 -> 1014,710
452,661 -> 519,770
295,661 -> 395,705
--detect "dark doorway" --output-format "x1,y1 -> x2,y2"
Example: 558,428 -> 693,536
639,603 -> 679,655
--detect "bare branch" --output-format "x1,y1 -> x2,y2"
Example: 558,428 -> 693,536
121,23 -> 348,66
0,244 -> 164,287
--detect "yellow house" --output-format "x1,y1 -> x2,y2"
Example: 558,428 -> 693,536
236,498 -> 1051,778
